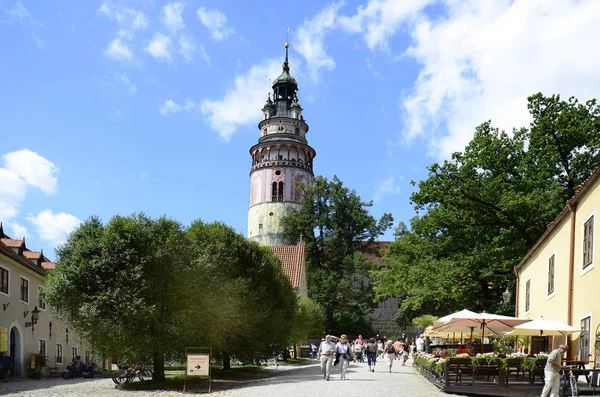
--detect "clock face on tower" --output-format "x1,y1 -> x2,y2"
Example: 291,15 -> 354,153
277,124 -> 286,133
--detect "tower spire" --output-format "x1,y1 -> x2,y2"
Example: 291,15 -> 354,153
283,42 -> 290,73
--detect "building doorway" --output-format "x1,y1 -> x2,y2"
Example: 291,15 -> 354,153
9,326 -> 21,376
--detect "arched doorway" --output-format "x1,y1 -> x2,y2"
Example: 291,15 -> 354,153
9,326 -> 22,376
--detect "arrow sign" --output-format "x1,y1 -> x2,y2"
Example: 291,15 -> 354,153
195,365 -> 201,369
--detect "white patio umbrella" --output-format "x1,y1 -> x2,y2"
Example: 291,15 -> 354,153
432,312 -> 531,353
430,309 -> 482,343
506,317 -> 580,353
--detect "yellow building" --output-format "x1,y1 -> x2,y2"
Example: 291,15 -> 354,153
0,223 -> 88,377
515,166 -> 600,361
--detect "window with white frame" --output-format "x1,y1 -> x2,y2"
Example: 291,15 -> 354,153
72,347 -> 78,361
39,339 -> 46,357
548,255 -> 555,295
56,344 -> 63,364
583,215 -> 594,270
525,279 -> 531,312
20,277 -> 28,302
0,266 -> 8,295
580,316 -> 591,360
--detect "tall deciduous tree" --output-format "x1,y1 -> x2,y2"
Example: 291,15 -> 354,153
45,215 -> 297,378
373,93 -> 600,324
281,176 -> 393,335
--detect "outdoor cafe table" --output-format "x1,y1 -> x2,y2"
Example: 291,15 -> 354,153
563,359 -> 594,384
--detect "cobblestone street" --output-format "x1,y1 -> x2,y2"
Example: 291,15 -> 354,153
0,358 -> 465,397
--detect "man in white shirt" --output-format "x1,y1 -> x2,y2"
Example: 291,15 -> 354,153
317,335 -> 336,381
416,335 -> 425,352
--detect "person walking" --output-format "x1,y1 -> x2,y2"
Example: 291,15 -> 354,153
416,334 -> 425,352
0,352 -> 12,382
402,340 -> 410,366
365,337 -> 378,372
377,339 -> 384,359
540,344 -> 568,397
384,340 -> 397,373
317,335 -> 336,381
335,334 -> 354,380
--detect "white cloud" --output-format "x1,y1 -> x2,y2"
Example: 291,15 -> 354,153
397,0 -> 600,159
164,2 -> 184,32
146,33 -> 172,61
340,0 -> 433,50
98,1 -> 149,39
372,175 -> 401,203
27,210 -> 81,247
200,59 -> 282,140
0,149 -> 57,220
159,99 -> 182,115
105,37 -> 133,60
295,2 -> 342,82
119,73 -> 137,93
159,99 -> 199,115
98,1 -> 148,61
197,7 -> 234,41
31,33 -> 43,49
6,222 -> 28,239
4,149 -> 58,195
0,168 -> 27,219
178,35 -> 196,62
4,0 -> 39,25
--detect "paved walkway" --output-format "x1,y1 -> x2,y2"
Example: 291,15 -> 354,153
0,358 -> 465,396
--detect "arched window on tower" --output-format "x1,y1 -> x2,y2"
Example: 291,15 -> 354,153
278,181 -> 284,201
272,181 -> 284,202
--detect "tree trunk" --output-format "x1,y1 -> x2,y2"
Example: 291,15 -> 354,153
293,344 -> 297,359
152,350 -> 165,381
326,307 -> 334,335
222,352 -> 231,370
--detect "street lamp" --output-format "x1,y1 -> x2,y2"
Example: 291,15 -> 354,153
502,287 -> 512,304
25,306 -> 40,332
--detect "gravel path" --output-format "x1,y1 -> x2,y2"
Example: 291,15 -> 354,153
0,358 -> 465,397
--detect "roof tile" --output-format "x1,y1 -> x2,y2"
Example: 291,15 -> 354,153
268,242 -> 305,289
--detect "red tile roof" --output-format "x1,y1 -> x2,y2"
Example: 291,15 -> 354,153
23,250 -> 42,259
269,242 -> 305,289
41,261 -> 56,270
1,238 -> 24,248
516,165 -> 600,271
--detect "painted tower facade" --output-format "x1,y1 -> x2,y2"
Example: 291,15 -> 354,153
248,44 -> 316,245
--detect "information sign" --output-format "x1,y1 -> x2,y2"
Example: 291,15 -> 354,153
186,354 -> 210,376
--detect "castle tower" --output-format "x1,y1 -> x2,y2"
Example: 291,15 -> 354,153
248,43 -> 316,245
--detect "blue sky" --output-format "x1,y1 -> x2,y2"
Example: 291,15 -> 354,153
1,0 -> 599,259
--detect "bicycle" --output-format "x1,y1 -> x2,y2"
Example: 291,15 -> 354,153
111,361 -> 153,384
559,367 -> 579,397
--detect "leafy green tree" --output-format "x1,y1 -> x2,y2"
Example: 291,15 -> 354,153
45,214 -> 192,381
45,215 -> 298,378
281,175 -> 393,335
185,221 -> 297,369
411,314 -> 438,329
289,298 -> 325,346
373,93 -> 600,322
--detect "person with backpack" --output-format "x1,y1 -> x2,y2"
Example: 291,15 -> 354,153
384,340 -> 397,373
365,337 -> 378,372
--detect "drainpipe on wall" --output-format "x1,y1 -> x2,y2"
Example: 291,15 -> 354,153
567,200 -> 576,327
513,270 -> 520,317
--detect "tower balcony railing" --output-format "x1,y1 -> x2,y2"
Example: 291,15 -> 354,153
251,159 -> 313,172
